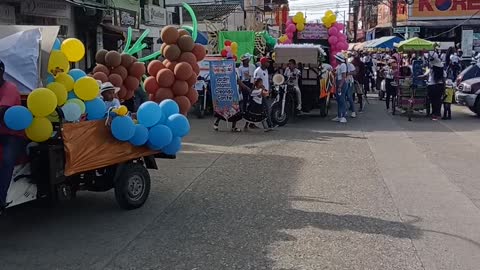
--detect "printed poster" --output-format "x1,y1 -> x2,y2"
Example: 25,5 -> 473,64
209,60 -> 240,120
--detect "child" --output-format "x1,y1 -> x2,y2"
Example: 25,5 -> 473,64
442,79 -> 454,120
244,78 -> 275,132
100,82 -> 121,111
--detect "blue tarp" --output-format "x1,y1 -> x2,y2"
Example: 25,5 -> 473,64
365,36 -> 403,49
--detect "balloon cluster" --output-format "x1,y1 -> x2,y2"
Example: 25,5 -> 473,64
220,40 -> 238,61
91,50 -> 145,101
323,10 -> 347,67
47,38 -> 85,78
259,31 -> 277,49
110,99 -> 189,155
144,25 -> 205,115
279,12 -> 306,44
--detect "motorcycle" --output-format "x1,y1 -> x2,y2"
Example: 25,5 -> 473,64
270,74 -> 299,126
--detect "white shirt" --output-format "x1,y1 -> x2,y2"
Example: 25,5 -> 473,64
284,68 -> 301,87
194,80 -> 206,91
238,64 -> 255,83
104,98 -> 120,110
251,88 -> 263,104
254,67 -> 269,91
346,63 -> 355,83
450,54 -> 460,63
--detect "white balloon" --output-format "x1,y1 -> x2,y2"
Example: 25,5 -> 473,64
62,103 -> 81,122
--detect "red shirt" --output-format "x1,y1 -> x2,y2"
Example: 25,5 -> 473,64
0,81 -> 24,136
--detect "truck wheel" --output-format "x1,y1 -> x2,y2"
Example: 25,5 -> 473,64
114,163 -> 151,210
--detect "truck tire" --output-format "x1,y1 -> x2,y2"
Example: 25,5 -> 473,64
114,163 -> 151,210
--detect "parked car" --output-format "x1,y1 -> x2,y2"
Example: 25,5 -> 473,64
456,63 -> 480,86
455,77 -> 480,115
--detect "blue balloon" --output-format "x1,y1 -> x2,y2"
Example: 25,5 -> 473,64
61,103 -> 81,122
137,101 -> 162,128
148,124 -> 173,148
4,106 -> 33,131
46,74 -> 55,85
159,99 -> 179,117
111,116 -> 135,141
129,124 -> 149,146
67,91 -> 78,100
85,97 -> 106,120
162,137 -> 182,155
147,142 -> 162,150
166,114 -> 190,137
68,69 -> 87,82
53,38 -> 61,50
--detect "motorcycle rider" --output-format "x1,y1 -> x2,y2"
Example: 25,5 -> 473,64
0,60 -> 27,213
283,59 -> 303,114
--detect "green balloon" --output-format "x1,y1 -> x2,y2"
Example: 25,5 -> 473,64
66,98 -> 86,114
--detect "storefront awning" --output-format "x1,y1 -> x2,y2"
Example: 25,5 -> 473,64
365,36 -> 403,49
395,37 -> 437,51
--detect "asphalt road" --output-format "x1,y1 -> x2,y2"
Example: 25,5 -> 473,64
1,98 -> 480,270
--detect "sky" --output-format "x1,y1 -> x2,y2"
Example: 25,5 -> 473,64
288,0 -> 349,22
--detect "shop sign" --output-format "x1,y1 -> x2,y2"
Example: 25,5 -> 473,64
461,29 -> 474,57
297,24 -> 328,40
377,4 -> 407,25
145,5 -> 166,26
410,0 -> 480,20
114,9 -> 138,28
21,0 -> 71,19
0,5 -> 15,24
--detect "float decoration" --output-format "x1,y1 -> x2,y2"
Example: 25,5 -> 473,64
279,12 -> 306,44
322,10 -> 347,67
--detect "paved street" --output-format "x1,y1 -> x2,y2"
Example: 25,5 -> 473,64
1,99 -> 480,270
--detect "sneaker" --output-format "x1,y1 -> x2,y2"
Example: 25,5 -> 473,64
351,112 -> 357,118
331,117 -> 340,122
340,117 -> 347,123
432,116 -> 438,121
213,124 -> 219,131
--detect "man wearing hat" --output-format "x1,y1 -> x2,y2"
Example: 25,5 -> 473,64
100,82 -> 121,110
0,60 -> 27,212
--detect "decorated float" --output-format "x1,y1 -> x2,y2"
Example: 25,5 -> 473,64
1,3 -> 203,210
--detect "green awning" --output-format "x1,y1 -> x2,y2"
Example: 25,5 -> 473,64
395,37 -> 437,52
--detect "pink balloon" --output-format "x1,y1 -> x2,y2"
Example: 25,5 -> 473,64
328,36 -> 338,44
328,27 -> 339,36
286,32 -> 294,39
287,24 -> 296,32
339,42 -> 348,51
225,46 -> 232,52
335,23 -> 345,31
286,19 -> 293,26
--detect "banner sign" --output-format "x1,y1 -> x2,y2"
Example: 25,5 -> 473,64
410,0 -> 480,20
412,60 -> 426,87
297,24 -> 328,40
209,60 -> 240,120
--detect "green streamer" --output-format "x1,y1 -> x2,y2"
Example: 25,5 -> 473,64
128,43 -> 148,55
123,27 -> 133,53
126,28 -> 150,55
138,51 -> 162,62
182,3 -> 198,42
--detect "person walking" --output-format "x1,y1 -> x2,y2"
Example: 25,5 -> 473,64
384,59 -> 397,111
345,57 -> 357,118
332,53 -> 348,123
352,55 -> 365,112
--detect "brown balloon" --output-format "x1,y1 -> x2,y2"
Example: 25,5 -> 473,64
161,26 -> 179,45
108,73 -> 123,87
124,89 -> 135,100
172,80 -> 189,96
111,65 -> 128,80
118,85 -> 127,99
186,73 -> 197,87
124,76 -> 140,91
93,64 -> 110,76
156,68 -> 175,88
191,44 -> 207,62
174,62 -> 193,81
144,76 -> 160,94
154,87 -> 174,102
92,72 -> 108,83
177,35 -> 195,52
178,29 -> 190,37
186,87 -> 199,104
163,60 -> 177,72
147,60 -> 165,76
121,53 -> 134,68
174,96 -> 191,115
178,52 -> 197,67
191,62 -> 200,75
95,49 -> 108,65
105,51 -> 122,68
163,44 -> 181,62
129,62 -> 146,79
160,43 -> 167,55
148,93 -> 154,101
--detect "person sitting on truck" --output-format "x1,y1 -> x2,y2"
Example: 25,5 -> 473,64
100,82 -> 121,111
283,59 -> 303,114
0,60 -> 27,213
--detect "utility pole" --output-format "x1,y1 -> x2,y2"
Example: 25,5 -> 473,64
391,0 -> 398,36
353,0 -> 359,41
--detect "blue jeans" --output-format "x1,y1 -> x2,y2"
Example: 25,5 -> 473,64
336,81 -> 347,118
0,135 -> 27,206
346,82 -> 356,113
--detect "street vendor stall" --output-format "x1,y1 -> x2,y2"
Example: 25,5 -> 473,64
365,36 -> 403,51
395,37 -> 437,52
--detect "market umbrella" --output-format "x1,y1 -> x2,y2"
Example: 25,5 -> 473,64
395,37 -> 437,52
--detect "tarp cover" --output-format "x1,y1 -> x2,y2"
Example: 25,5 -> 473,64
218,31 -> 255,61
395,37 -> 436,52
62,120 -> 158,176
365,36 -> 403,49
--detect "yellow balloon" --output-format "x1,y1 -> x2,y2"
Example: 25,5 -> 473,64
296,23 -> 305,32
27,88 -> 58,117
48,51 -> 70,75
55,73 -> 74,91
325,22 -> 333,28
296,12 -> 304,19
47,111 -> 60,123
230,42 -> 238,51
325,10 -> 334,17
232,47 -> 238,54
61,38 -> 85,62
292,15 -> 300,24
116,105 -> 128,116
74,77 -> 99,101
47,82 -> 67,106
327,14 -> 337,24
26,117 -> 53,142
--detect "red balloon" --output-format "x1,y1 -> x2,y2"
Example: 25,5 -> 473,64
221,49 -> 228,57
144,76 -> 160,94
224,40 -> 232,47
233,55 -> 238,62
